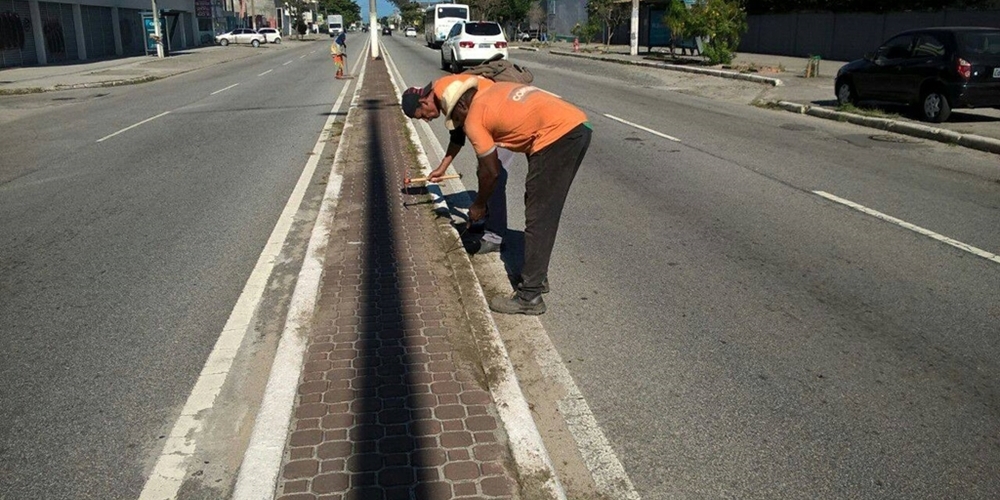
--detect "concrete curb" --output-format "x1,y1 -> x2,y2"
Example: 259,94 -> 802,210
384,48 -> 567,499
550,49 -> 784,86
775,100 -> 1000,155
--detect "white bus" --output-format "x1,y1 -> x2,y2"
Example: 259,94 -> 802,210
423,3 -> 470,48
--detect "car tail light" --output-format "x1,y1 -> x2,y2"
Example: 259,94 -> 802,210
957,58 -> 972,80
459,41 -> 475,48
494,41 -> 508,48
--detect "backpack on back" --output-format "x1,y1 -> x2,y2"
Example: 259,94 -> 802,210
463,55 -> 534,84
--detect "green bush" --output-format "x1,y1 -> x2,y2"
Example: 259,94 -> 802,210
687,0 -> 747,65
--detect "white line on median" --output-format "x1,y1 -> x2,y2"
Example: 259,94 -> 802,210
96,111 -> 170,142
210,83 -> 240,95
814,190 -> 1000,265
258,69 -> 273,76
604,113 -> 681,142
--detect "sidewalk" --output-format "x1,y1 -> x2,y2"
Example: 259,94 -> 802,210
530,41 -> 1000,154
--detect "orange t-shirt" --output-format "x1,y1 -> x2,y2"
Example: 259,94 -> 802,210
463,82 -> 587,157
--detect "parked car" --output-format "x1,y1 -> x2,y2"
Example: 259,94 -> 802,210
440,21 -> 509,73
404,26 -> 417,38
382,26 -> 392,36
835,27 -> 1000,122
215,28 -> 265,47
257,28 -> 281,44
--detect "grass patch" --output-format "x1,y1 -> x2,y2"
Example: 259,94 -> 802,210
0,87 -> 44,95
836,103 -> 899,119
751,99 -> 781,110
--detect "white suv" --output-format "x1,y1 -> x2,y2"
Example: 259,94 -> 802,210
440,21 -> 509,73
216,28 -> 265,47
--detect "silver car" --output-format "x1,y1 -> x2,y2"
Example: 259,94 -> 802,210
216,28 -> 265,47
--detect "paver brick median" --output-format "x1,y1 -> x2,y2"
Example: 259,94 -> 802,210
274,57 -> 519,500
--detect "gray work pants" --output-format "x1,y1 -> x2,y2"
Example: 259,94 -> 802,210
520,123 -> 592,297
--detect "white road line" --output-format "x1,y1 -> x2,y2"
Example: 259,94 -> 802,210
299,54 -> 306,59
258,69 -> 273,76
138,56 -> 357,500
814,190 -> 1000,265
96,111 -> 170,143
210,83 -> 240,95
282,60 -> 292,66
230,41 -> 369,500
604,113 -> 681,142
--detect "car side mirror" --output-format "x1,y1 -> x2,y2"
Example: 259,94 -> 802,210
864,51 -> 875,61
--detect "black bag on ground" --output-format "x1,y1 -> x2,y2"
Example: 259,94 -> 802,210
462,53 -> 534,84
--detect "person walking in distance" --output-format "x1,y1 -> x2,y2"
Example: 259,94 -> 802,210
436,78 -> 591,315
401,74 -> 510,255
330,32 -> 347,79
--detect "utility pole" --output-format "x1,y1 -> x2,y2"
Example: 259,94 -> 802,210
151,0 -> 164,58
630,0 -> 638,56
369,0 -> 378,58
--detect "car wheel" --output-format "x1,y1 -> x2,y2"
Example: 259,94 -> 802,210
450,54 -> 461,74
440,52 -> 449,71
251,39 -> 260,47
920,88 -> 951,123
835,78 -> 856,106
275,37 -> 281,44
220,39 -> 229,46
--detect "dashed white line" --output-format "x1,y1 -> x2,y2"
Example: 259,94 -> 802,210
604,113 -> 681,142
299,54 -> 306,59
282,60 -> 292,66
814,190 -> 1000,265
96,111 -> 170,142
258,69 -> 273,76
211,83 -> 240,95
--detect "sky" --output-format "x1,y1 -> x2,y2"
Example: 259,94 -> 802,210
358,0 -> 399,20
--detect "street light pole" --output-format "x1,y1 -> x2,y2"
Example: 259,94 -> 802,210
151,0 -> 164,58
369,0 -> 378,58
630,0 -> 638,56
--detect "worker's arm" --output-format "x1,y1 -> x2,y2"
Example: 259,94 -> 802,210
429,128 -> 466,182
429,141 -> 462,181
469,149 -> 500,222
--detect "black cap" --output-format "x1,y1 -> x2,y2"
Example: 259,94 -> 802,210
401,83 -> 433,118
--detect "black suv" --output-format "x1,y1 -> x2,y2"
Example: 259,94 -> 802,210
835,27 -> 1000,122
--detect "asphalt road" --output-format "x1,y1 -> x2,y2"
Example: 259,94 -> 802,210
385,37 -> 1000,499
0,40 -> 346,498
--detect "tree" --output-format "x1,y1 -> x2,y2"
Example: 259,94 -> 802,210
399,1 -> 423,28
663,0 -> 693,56
686,0 -> 747,65
319,0 -> 361,25
586,0 -> 629,46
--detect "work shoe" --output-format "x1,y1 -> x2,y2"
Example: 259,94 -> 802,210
472,239 -> 502,255
489,292 -> 546,315
517,277 -> 550,294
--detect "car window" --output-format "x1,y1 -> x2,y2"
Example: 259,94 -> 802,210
464,23 -> 501,37
448,24 -> 462,38
880,35 -> 913,59
959,31 -> 1000,56
913,35 -> 946,58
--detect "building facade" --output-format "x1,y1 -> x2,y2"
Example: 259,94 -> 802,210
0,0 -> 277,68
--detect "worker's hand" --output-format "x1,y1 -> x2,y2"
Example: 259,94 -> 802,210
428,166 -> 449,183
468,201 -> 487,223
